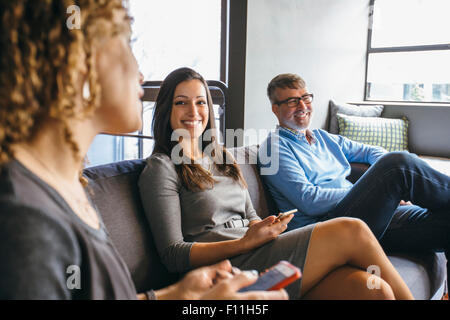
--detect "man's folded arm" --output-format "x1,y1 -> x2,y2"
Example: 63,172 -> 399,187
262,148 -> 350,217
332,134 -> 387,165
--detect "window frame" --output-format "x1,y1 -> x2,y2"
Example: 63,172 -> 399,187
101,0 -> 231,160
88,1 -> 250,166
364,0 -> 450,104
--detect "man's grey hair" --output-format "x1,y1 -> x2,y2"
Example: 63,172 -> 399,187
267,73 -> 306,104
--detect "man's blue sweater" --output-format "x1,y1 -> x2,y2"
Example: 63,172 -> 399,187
258,126 -> 386,230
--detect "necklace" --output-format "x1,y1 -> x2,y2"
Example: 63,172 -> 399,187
201,157 -> 214,176
20,148 -> 100,229
206,162 -> 213,176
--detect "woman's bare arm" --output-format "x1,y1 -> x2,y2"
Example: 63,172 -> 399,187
189,215 -> 293,268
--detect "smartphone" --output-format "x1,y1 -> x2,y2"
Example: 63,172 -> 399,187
238,260 -> 302,292
276,208 -> 298,220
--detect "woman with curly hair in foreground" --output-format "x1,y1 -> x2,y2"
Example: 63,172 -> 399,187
0,0 -> 286,300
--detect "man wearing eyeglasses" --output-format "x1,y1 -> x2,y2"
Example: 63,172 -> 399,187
258,73 -> 450,267
258,73 -> 387,231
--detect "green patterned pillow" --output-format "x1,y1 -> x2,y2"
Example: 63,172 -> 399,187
336,113 -> 409,152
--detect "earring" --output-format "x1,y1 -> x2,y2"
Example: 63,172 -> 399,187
83,81 -> 91,100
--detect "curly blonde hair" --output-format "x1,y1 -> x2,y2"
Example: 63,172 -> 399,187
0,0 -> 131,181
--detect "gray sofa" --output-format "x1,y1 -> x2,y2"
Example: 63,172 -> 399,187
83,146 -> 447,299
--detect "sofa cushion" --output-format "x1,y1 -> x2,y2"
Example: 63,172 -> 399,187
230,146 -> 278,219
83,160 -> 179,292
388,252 -> 447,300
337,113 -> 409,152
83,149 -> 447,299
419,155 -> 450,177
328,100 -> 384,134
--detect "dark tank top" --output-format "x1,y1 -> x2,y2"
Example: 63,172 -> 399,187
0,160 -> 137,299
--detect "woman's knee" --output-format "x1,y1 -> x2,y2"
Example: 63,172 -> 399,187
325,217 -> 378,249
328,217 -> 372,237
309,218 -> 380,268
369,278 -> 396,300
347,271 -> 396,300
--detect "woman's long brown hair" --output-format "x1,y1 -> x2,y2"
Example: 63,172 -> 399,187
152,67 -> 247,191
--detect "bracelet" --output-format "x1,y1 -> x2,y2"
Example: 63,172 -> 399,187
145,290 -> 157,300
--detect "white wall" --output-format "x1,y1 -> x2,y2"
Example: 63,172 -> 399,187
244,0 -> 371,143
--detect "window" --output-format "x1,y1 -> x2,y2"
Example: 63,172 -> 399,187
87,0 -> 228,167
365,0 -> 450,103
130,0 -> 223,81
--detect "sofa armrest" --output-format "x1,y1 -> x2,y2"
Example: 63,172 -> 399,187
347,162 -> 370,184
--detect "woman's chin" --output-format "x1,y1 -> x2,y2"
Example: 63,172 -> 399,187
103,118 -> 142,135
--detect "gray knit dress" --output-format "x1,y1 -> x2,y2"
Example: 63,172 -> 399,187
138,153 -> 316,299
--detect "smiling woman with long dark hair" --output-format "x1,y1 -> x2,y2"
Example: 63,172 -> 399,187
139,67 -> 415,300
152,67 -> 246,191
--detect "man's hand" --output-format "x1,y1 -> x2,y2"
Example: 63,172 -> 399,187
399,200 -> 413,206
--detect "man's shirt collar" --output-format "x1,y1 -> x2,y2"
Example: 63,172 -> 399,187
277,125 -> 317,144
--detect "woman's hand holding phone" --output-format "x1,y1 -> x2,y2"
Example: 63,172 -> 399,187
199,263 -> 288,300
155,260 -> 288,300
275,209 -> 298,221
240,213 -> 294,252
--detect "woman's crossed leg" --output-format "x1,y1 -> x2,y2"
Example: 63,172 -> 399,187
300,217 -> 413,300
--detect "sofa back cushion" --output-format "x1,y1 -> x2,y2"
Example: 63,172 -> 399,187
230,146 -> 278,218
82,146 -> 277,292
83,160 -> 179,292
83,149 -> 446,300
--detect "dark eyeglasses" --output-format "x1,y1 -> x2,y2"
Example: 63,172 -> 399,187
276,94 -> 314,107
